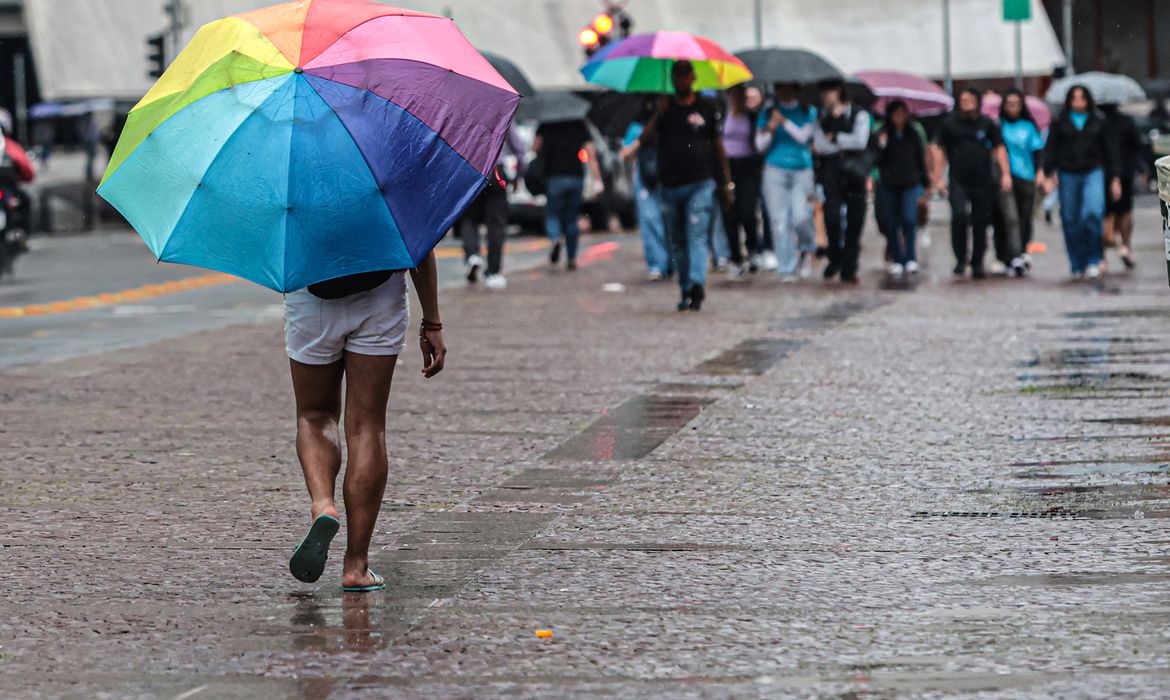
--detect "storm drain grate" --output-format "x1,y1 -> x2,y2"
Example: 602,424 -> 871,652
912,510 -> 1084,520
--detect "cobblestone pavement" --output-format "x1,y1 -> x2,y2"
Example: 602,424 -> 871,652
3,197 -> 1170,699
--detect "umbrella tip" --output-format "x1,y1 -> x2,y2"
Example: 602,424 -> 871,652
294,67 -> 303,74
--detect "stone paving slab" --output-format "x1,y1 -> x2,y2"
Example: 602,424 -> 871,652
3,198 -> 1170,697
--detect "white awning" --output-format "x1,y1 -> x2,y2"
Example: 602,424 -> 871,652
25,0 -> 1066,101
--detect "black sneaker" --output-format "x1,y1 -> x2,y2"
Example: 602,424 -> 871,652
823,262 -> 840,280
689,284 -> 705,311
550,241 -> 562,265
566,260 -> 577,271
677,288 -> 691,311
971,267 -> 987,280
952,264 -> 966,277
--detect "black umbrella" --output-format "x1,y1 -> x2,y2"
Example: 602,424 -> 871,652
515,90 -> 592,125
482,51 -> 536,97
734,47 -> 845,86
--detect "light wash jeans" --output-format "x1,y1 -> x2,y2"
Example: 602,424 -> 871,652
1057,168 -> 1105,274
709,203 -> 731,263
545,175 -> 584,262
660,179 -> 716,293
634,170 -> 670,275
761,165 -> 815,276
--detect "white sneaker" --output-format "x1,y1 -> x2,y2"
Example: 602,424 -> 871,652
748,254 -> 763,272
484,273 -> 507,290
799,254 -> 813,279
714,256 -> 730,273
726,264 -> 746,281
1021,253 -> 1033,269
887,262 -> 905,276
905,261 -> 920,274
465,254 -> 484,284
1086,264 -> 1101,279
1009,257 -> 1028,277
647,269 -> 664,282
989,260 -> 1007,276
760,250 -> 780,271
780,275 -> 798,284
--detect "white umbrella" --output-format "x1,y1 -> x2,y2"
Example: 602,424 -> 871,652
1046,72 -> 1147,107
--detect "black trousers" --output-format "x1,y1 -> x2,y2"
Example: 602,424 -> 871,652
722,156 -> 762,265
820,156 -> 868,279
949,179 -> 995,271
460,179 -> 509,275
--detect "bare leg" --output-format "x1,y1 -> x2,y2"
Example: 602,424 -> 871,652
1120,212 -> 1135,249
340,351 -> 397,588
290,359 -> 345,521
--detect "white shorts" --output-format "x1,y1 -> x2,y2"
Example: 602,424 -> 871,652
283,274 -> 409,365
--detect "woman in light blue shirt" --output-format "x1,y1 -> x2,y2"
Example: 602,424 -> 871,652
756,82 -> 817,281
997,88 -> 1046,272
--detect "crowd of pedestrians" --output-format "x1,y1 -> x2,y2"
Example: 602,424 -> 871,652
457,67 -> 1150,311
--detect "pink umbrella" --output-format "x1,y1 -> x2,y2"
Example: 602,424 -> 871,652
982,93 -> 1052,132
855,70 -> 953,117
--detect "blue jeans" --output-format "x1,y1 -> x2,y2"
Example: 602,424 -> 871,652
1057,168 -> 1105,273
879,184 -> 922,265
709,203 -> 731,262
545,175 -> 584,262
660,179 -> 716,293
634,171 -> 670,275
761,165 -> 815,276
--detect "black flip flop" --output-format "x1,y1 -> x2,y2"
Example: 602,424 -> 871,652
289,514 -> 340,583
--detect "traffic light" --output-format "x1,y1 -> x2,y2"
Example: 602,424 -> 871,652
146,33 -> 167,79
579,6 -> 633,58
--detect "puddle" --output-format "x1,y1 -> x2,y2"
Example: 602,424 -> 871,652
543,394 -> 714,460
1089,416 -> 1170,427
690,338 -> 803,376
774,298 -> 888,331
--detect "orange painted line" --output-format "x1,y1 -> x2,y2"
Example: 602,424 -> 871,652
0,272 -> 238,320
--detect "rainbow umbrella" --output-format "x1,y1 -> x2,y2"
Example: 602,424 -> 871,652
580,31 -> 751,94
98,0 -> 519,293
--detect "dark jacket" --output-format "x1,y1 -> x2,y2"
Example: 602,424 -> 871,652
873,123 -> 929,190
1045,110 -> 1118,175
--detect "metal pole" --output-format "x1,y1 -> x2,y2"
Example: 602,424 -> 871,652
754,0 -> 763,48
1063,0 -> 1075,75
165,0 -> 183,62
13,51 -> 28,147
1015,21 -> 1024,88
942,0 -> 953,94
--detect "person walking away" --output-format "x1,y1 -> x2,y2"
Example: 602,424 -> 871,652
1043,85 -> 1121,280
997,88 -> 1047,276
462,126 -> 526,289
814,80 -> 872,282
631,60 -> 733,311
756,82 -> 818,282
1100,102 -> 1143,270
873,101 -> 930,276
532,119 -> 602,270
720,84 -> 763,278
285,259 -> 446,592
931,88 -> 1013,279
621,98 -> 671,280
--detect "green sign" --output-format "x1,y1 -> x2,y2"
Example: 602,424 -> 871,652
1004,0 -> 1032,21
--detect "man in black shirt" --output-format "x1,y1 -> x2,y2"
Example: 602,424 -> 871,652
533,119 -> 602,269
815,80 -> 872,281
633,60 -> 732,311
931,88 -> 1013,278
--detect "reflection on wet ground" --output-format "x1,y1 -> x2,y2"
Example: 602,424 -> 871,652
1005,329 -> 1170,521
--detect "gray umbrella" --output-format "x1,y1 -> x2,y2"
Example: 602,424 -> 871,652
482,51 -> 536,97
515,90 -> 592,125
734,47 -> 844,86
1046,72 -> 1147,106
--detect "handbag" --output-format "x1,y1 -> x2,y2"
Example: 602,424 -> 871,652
524,155 -> 547,196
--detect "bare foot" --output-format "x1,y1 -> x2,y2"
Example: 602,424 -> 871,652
341,554 -> 380,589
311,500 -> 340,521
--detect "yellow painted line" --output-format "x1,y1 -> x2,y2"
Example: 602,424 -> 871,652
0,239 -> 557,320
0,272 -> 238,319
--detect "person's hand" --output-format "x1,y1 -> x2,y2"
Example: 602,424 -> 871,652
619,142 -> 638,162
866,177 -> 875,195
420,328 -> 446,378
768,109 -> 784,131
590,179 -> 606,198
1042,175 -> 1057,195
655,96 -> 670,114
1110,178 -> 1122,202
877,132 -> 889,148
719,181 -> 735,208
1000,173 -> 1013,194
934,180 -> 948,198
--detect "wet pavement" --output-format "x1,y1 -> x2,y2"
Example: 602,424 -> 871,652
3,195 -> 1170,697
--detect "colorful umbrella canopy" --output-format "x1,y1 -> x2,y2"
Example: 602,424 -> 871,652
97,0 -> 519,293
854,70 -> 953,117
982,93 -> 1052,132
580,31 -> 752,94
